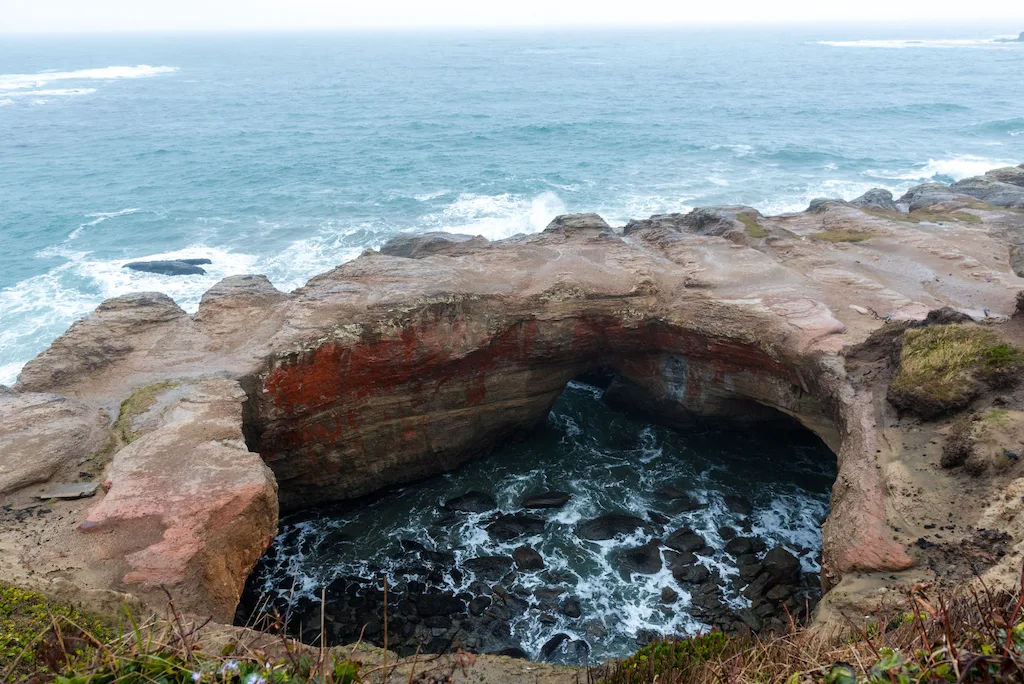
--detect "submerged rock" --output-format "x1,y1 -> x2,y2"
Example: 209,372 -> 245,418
521,491 -> 572,509
442,491 -> 497,513
123,258 -> 211,276
575,514 -> 653,541
486,513 -> 545,541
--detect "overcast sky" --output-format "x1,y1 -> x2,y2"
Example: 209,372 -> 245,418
5,0 -> 1024,33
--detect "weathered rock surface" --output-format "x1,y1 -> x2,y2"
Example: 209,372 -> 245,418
380,232 -> 487,259
78,379 -> 278,621
5,165 -> 1024,642
850,188 -> 899,212
0,391 -> 109,495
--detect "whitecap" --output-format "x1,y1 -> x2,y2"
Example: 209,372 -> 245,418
869,155 -> 1017,182
817,38 -> 1014,49
68,208 -> 140,239
422,191 -> 566,240
0,65 -> 179,92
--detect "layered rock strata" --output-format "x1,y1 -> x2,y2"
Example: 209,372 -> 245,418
3,167 -> 1024,638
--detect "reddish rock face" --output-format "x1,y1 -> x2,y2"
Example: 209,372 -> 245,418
253,304 -> 819,512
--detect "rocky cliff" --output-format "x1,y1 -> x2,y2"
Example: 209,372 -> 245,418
4,165 -> 1024,642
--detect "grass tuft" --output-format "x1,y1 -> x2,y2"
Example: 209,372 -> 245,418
888,324 -> 1022,419
737,212 -> 768,239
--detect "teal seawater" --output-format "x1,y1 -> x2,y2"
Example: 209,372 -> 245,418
2,25 -> 1024,383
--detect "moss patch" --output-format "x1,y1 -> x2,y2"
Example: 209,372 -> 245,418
812,229 -> 874,243
737,211 -> 768,238
860,208 -> 982,225
889,325 -> 1022,419
113,381 -> 178,444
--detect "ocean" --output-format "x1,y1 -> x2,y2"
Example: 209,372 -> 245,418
2,24 -> 1024,384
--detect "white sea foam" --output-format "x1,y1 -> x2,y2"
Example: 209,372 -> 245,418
818,38 -> 1018,49
5,88 -> 97,98
0,65 -> 179,92
424,191 -> 566,240
68,208 -> 140,239
869,155 -> 1017,182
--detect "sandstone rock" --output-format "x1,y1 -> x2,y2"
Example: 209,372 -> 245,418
543,213 -> 612,236
0,391 -> 109,495
76,378 -> 277,621
379,232 -> 486,259
985,166 -> 1024,187
123,259 -> 211,276
897,183 -> 963,211
195,275 -> 287,324
521,491 -> 571,509
950,176 -> 1024,208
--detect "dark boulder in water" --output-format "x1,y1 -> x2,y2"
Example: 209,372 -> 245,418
485,513 -> 545,541
761,546 -> 801,584
540,633 -> 570,661
442,491 -> 496,513
672,564 -> 711,584
521,491 -> 571,509
723,494 -> 753,516
463,555 -> 514,581
560,597 -> 582,618
123,259 -> 211,276
664,549 -> 697,569
413,591 -> 466,617
615,540 -> 663,578
725,536 -> 767,557
575,514 -> 652,541
665,528 -> 705,552
512,545 -> 545,570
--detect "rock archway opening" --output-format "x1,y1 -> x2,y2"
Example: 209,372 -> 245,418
238,354 -> 838,663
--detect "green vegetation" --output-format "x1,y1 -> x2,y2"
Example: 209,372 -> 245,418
888,324 -> 1022,418
737,212 -> 768,238
596,582 -> 1024,683
859,208 -> 982,225
113,381 -> 178,444
0,581 -> 360,684
811,230 -> 873,243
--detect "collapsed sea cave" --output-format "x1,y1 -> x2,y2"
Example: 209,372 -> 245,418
236,369 -> 837,664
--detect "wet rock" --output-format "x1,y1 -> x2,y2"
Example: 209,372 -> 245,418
540,633 -> 571,661
648,510 -> 671,525
582,620 -> 607,639
616,541 -> 663,578
664,550 -> 697,569
485,513 -> 545,541
468,596 -> 491,616
414,592 -> 466,617
738,561 -> 764,583
665,528 -> 705,552
540,569 -> 579,586
442,491 -> 497,513
463,555 -> 514,581
521,491 -> 571,509
379,232 -> 484,259
950,176 -> 1024,208
765,584 -> 793,601
725,536 -> 766,557
123,259 -> 211,276
723,495 -> 753,516
718,525 -> 737,541
660,586 -> 678,603
575,514 -> 652,541
743,572 -> 775,600
761,546 -> 801,584
492,646 -> 528,659
672,564 -> 711,584
635,629 -> 662,647
560,597 -> 582,618
736,608 -> 762,632
512,545 -> 544,571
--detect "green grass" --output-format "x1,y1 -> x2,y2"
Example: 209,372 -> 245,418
811,230 -> 874,243
889,324 -> 1022,418
737,212 -> 768,238
112,381 -> 178,444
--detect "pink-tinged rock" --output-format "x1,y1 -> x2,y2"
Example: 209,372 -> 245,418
78,378 -> 277,621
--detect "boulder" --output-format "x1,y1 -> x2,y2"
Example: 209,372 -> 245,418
559,597 -> 582,618
896,183 -> 963,211
521,491 -> 572,509
442,491 -> 497,513
463,555 -> 514,581
672,564 -> 711,584
665,529 -> 706,553
512,545 -> 545,571
723,495 -> 753,516
850,188 -> 899,212
725,536 -> 767,557
414,592 -> 466,617
543,213 -> 612,237
485,513 -> 545,541
761,546 -> 802,584
575,514 -> 652,541
615,541 -> 663,577
985,166 -> 1024,188
123,259 -> 211,276
950,176 -> 1024,208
